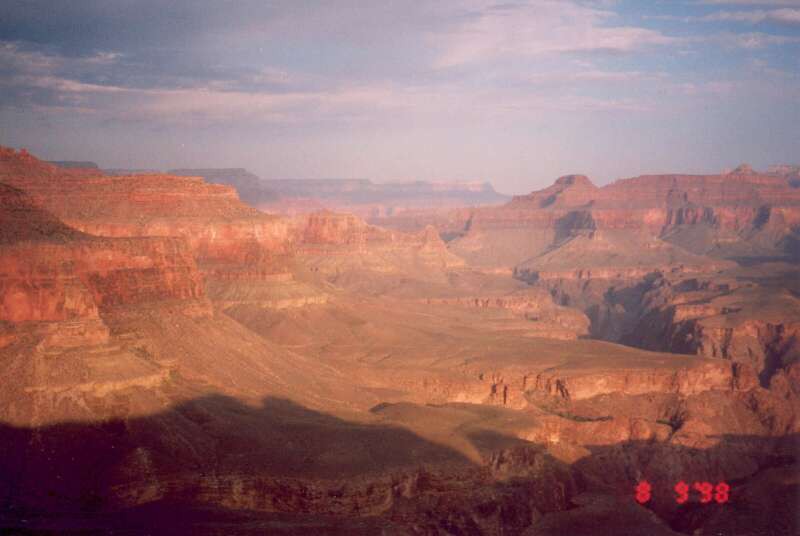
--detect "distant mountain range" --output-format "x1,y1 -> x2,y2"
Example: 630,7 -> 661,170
47,160 -> 99,169
167,168 -> 510,218
7,147 -> 800,535
46,163 -> 508,217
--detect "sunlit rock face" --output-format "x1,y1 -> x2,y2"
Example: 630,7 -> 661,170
166,167 -> 510,222
384,168 -> 800,270
389,168 -> 800,402
0,148 -> 466,282
0,147 -> 798,535
0,147 -> 295,280
0,182 -> 208,351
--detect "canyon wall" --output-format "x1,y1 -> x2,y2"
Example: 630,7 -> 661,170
167,167 -> 509,219
409,166 -> 800,396
0,147 -> 296,280
0,182 -> 208,351
1,147 -> 798,534
1,148 -> 470,282
385,166 -> 800,270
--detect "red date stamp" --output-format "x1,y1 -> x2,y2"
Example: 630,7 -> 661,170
635,480 -> 729,504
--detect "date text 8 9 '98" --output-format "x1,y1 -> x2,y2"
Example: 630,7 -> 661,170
634,481 -> 729,504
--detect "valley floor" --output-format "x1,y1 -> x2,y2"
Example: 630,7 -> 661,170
1,149 -> 798,534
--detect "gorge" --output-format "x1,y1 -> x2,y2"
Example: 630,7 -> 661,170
0,147 -> 798,534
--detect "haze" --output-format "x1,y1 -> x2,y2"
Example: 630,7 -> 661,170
2,3 -> 800,534
1,0 -> 799,193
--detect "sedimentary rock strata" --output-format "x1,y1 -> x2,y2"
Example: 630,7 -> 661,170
386,167 -> 800,269
0,182 -> 207,350
1,147 -> 798,535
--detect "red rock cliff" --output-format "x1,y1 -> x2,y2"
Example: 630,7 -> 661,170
446,167 -> 800,269
0,182 -> 207,348
0,147 -> 294,279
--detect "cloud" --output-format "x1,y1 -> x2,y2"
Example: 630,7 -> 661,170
11,75 -> 126,94
524,69 -> 666,86
700,1 -> 800,5
672,80 -> 737,96
499,93 -> 651,113
0,0 -> 795,134
570,70 -> 665,81
650,5 -> 800,24
715,31 -> 800,47
431,1 -> 675,67
0,2 -> 677,95
0,1 -> 680,126
703,8 -> 800,23
0,36 -> 663,128
0,40 -> 438,125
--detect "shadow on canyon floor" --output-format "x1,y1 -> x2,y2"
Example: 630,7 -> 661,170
0,395 -> 797,535
727,254 -> 800,267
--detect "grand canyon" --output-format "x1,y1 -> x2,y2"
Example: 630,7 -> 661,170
0,145 -> 798,535
2,1 -> 799,534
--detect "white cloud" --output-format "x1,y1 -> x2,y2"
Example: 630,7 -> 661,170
524,69 -> 666,85
430,1 -> 675,68
1,33 -> 666,127
704,8 -> 800,23
571,69 -> 665,81
672,80 -> 737,96
718,31 -> 800,47
500,93 -> 651,112
701,1 -> 800,5
10,75 -> 127,94
0,42 -> 125,79
7,0 -> 794,130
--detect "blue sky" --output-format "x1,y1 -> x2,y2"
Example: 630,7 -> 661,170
0,0 -> 798,194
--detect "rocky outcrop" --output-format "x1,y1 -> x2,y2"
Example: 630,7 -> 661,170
423,288 -> 590,339
295,211 -> 451,254
620,271 -> 800,386
0,181 -> 208,349
258,177 -> 509,220
426,168 -> 800,269
168,168 -> 279,205
47,160 -> 100,170
0,147 -> 295,282
527,358 -> 752,402
297,210 -> 387,249
1,147 -> 475,288
164,166 -> 509,220
292,211 -> 465,286
412,169 -> 800,395
1,238 -> 204,315
508,174 -> 598,209
3,146 -> 798,535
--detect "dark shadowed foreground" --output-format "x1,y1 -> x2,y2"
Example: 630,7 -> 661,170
0,395 -> 797,535
1,148 -> 799,534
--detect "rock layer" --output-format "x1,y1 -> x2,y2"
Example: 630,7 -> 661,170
1,147 -> 798,535
401,168 -> 800,269
0,182 -> 208,349
0,147 -> 294,281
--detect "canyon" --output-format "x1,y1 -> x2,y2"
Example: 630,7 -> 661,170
165,167 -> 509,220
1,147 -> 798,535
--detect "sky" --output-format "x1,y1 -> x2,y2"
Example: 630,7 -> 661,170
0,0 -> 798,194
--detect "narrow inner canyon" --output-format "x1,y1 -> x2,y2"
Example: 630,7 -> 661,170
0,148 -> 798,535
